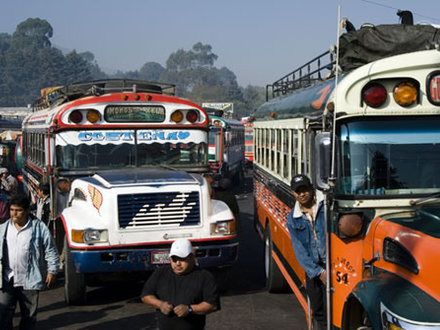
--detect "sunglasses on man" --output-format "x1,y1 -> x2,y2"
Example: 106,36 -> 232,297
170,255 -> 192,263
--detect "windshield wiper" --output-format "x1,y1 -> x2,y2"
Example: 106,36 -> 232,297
410,192 -> 440,206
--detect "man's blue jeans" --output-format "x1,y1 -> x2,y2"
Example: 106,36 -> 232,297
0,277 -> 39,330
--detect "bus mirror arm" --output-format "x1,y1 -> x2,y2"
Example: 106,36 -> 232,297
363,253 -> 380,269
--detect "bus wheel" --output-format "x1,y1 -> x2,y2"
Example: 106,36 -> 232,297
344,298 -> 373,330
264,226 -> 289,293
64,239 -> 86,305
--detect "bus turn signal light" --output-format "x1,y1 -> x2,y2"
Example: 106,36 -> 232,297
393,81 -> 418,107
362,83 -> 387,108
86,110 -> 101,123
171,110 -> 183,123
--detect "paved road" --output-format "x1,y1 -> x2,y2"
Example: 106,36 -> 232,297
14,174 -> 306,329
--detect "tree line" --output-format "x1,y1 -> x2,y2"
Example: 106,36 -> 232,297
0,18 -> 265,119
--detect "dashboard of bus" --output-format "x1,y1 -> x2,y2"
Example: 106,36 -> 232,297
335,116 -> 440,198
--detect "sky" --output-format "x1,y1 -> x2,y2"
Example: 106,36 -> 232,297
2,0 -> 440,87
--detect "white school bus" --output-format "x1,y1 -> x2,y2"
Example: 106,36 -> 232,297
22,80 -> 238,304
253,22 -> 440,329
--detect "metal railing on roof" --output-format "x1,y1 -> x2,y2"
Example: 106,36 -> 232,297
32,79 -> 176,111
266,50 -> 335,101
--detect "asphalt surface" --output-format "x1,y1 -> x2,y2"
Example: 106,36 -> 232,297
13,173 -> 306,329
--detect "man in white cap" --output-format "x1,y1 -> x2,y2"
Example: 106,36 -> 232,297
141,238 -> 220,329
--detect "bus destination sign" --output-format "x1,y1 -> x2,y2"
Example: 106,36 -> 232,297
105,105 -> 165,122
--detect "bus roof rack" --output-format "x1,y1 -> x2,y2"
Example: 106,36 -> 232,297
267,50 -> 335,101
266,21 -> 440,102
33,79 -> 176,110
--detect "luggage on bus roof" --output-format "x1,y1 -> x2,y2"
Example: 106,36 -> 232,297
34,79 -> 176,109
339,24 -> 440,71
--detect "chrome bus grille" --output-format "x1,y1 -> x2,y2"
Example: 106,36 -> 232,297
117,191 -> 200,228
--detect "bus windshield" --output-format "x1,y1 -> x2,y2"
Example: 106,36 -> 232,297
336,117 -> 440,197
55,129 -> 208,170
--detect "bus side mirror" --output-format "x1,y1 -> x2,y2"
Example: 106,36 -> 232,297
315,132 -> 331,190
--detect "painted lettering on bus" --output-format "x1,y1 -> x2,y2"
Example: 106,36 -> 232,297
78,130 -> 191,142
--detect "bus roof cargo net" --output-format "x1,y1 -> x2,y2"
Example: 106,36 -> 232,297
338,24 -> 440,71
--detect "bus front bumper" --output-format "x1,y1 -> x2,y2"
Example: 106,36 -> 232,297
68,241 -> 239,273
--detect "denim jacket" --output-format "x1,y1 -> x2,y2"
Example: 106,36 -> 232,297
287,190 -> 326,279
0,217 -> 60,290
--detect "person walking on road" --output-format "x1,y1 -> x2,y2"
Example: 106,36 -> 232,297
141,238 -> 220,330
287,174 -> 327,330
35,183 -> 51,227
0,168 -> 18,197
0,194 -> 60,330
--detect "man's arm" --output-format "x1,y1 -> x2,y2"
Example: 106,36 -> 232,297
142,294 -> 173,315
174,301 -> 217,317
41,223 -> 60,276
287,213 -> 324,279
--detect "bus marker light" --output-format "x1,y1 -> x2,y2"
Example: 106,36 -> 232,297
121,94 -> 128,101
86,110 -> 101,123
326,101 -> 335,112
362,83 -> 387,108
134,94 -> 141,100
71,229 -> 84,243
428,72 -> 440,104
69,110 -> 83,124
171,110 -> 183,123
393,81 -> 417,107
186,110 -> 199,123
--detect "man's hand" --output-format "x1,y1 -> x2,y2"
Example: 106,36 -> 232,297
159,301 -> 174,315
319,270 -> 327,286
174,304 -> 190,317
45,273 -> 56,288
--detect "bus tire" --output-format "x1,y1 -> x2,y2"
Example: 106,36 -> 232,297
64,239 -> 86,305
264,226 -> 289,293
343,297 -> 373,330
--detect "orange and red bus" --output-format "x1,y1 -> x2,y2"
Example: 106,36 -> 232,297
241,116 -> 254,167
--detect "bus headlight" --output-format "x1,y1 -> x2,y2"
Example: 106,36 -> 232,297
71,229 -> 108,244
381,302 -> 439,329
210,220 -> 236,236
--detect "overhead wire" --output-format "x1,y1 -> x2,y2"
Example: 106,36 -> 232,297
359,0 -> 440,23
